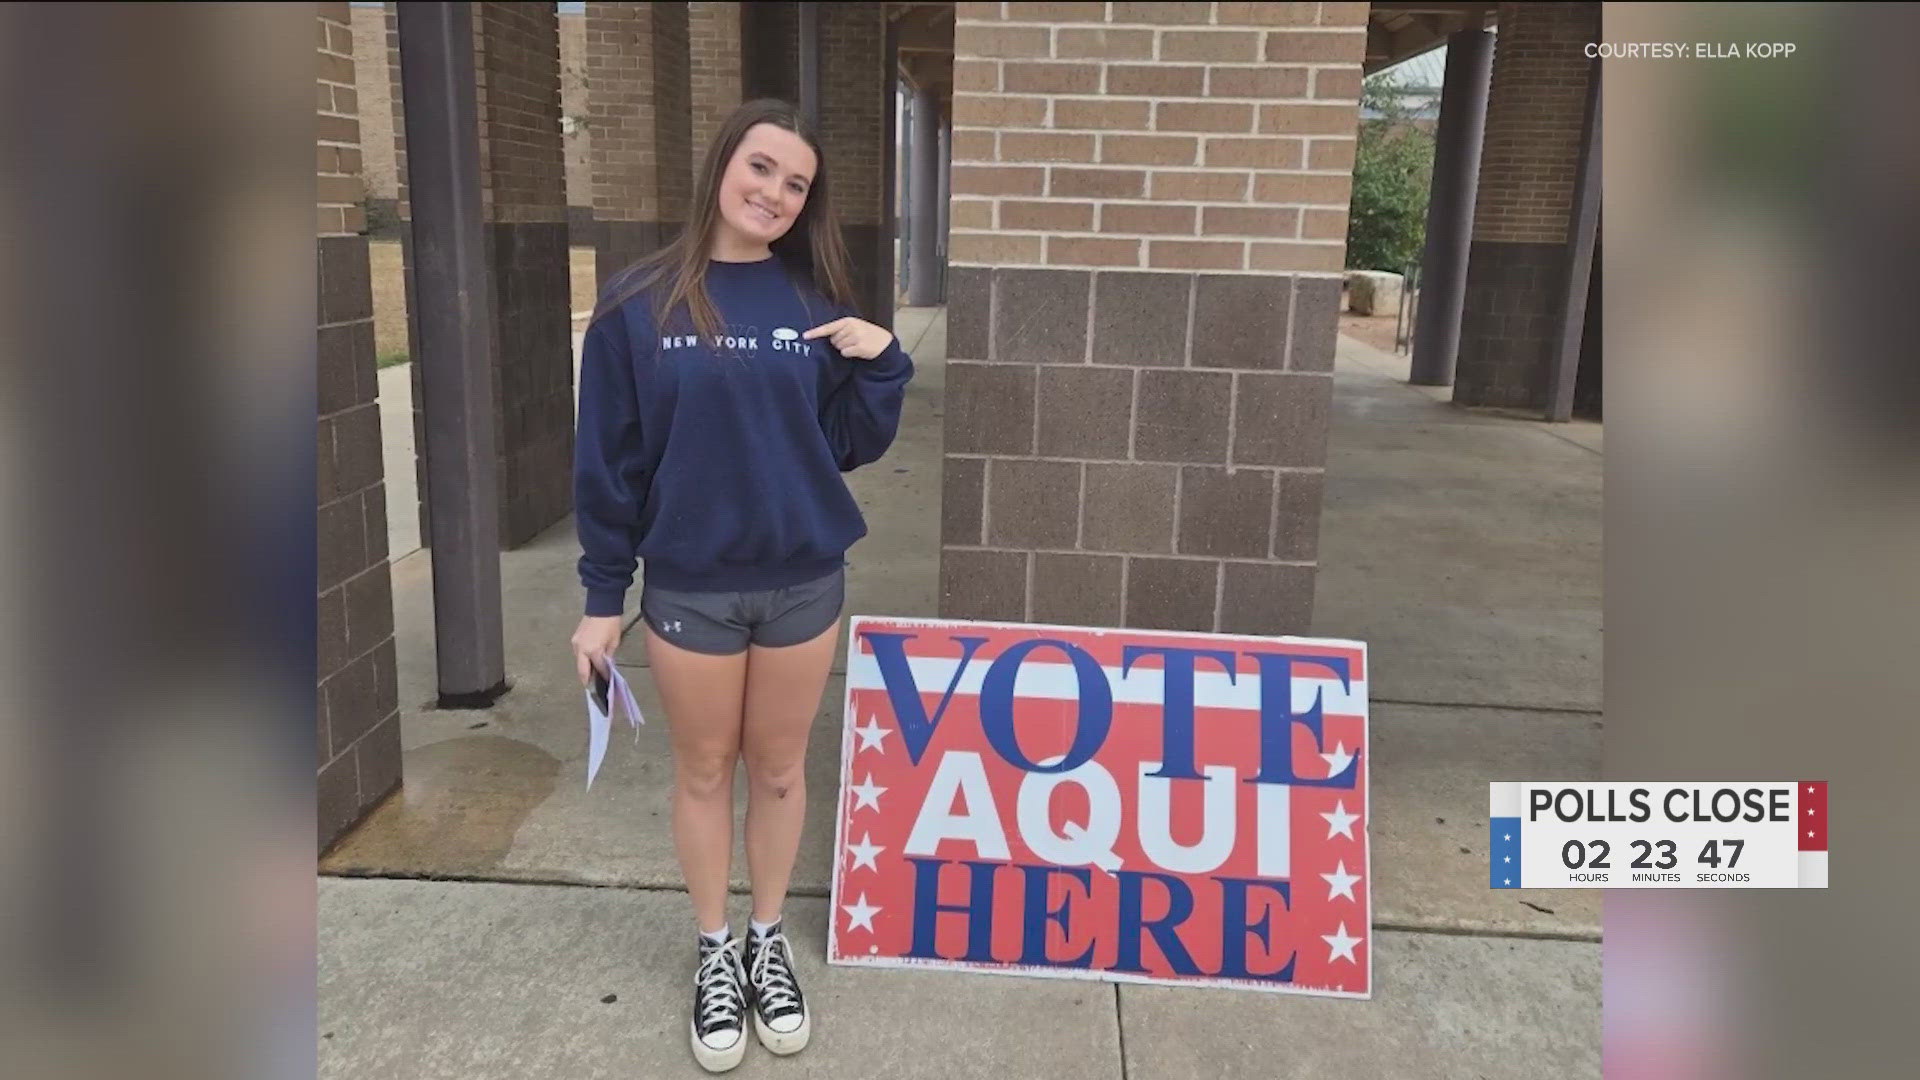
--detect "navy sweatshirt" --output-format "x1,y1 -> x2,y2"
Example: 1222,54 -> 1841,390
575,256 -> 914,615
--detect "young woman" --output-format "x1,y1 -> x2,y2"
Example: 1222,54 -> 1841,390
569,99 -> 913,1072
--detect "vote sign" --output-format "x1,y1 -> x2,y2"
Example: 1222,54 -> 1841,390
828,616 -> 1373,998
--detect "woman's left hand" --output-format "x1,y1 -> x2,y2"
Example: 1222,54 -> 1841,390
803,316 -> 894,360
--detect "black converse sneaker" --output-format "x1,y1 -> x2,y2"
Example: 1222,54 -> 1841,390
745,922 -> 811,1054
691,934 -> 748,1072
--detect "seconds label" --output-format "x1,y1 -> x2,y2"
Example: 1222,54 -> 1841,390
1488,782 -> 1828,889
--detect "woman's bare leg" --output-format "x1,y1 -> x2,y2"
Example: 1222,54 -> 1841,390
645,625 -> 750,933
740,617 -> 840,924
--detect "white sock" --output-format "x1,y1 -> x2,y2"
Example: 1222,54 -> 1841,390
699,924 -> 730,946
749,915 -> 781,939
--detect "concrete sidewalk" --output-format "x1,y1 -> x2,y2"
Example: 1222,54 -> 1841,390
322,317 -> 1602,1078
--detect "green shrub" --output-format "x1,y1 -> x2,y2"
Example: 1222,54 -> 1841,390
360,195 -> 404,239
1346,71 -> 1435,274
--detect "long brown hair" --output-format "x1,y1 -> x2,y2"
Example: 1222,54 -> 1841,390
589,98 -> 858,343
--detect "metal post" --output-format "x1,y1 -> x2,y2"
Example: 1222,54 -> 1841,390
898,85 -> 913,295
797,3 -> 820,128
1409,28 -> 1494,387
906,82 -> 940,306
884,20 -> 902,300
934,98 -> 949,301
1545,60 -> 1601,423
396,2 -> 507,707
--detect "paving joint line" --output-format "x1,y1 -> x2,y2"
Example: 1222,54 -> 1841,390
1532,424 -> 1603,456
321,872 -> 1601,943
1371,695 -> 1602,717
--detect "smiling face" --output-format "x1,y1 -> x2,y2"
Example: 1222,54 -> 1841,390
712,122 -> 817,256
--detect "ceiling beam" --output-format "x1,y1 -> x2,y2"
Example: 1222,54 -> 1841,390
1368,1 -> 1493,17
1365,9 -> 1484,72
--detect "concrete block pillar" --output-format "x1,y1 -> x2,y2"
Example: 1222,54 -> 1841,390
819,3 -> 892,324
318,1 -> 402,852
939,1 -> 1365,636
586,1 -> 693,286
1453,2 -> 1600,409
690,2 -> 744,176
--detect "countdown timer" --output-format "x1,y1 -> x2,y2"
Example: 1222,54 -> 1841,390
1488,782 -> 1828,889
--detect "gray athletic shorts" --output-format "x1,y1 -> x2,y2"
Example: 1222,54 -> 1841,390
639,567 -> 845,655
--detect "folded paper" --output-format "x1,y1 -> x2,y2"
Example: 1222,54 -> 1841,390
585,658 -> 645,789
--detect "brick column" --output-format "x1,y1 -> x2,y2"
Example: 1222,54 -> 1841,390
1453,1 -> 1600,410
741,2 -> 799,102
587,1 -> 693,286
819,3 -> 891,322
318,2 -> 401,852
690,2 -> 744,173
471,2 -> 574,547
940,1 -> 1366,636
386,2 -> 574,549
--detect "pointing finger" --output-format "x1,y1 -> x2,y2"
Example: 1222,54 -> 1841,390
803,318 -> 851,340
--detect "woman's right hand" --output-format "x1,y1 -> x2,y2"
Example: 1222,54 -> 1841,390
571,615 -> 624,685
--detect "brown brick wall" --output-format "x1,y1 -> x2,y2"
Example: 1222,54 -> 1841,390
473,2 -> 568,224
741,1 -> 799,102
320,8 -> 368,237
939,1 -> 1364,635
588,0 -> 693,286
689,3 -> 744,176
819,3 -> 891,320
318,4 -> 401,852
588,1 -> 693,228
1472,2 -> 1597,244
948,1 -> 1362,275
820,3 -> 885,228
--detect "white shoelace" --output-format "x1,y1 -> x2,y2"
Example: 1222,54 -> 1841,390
695,938 -> 746,1033
749,931 -> 802,1015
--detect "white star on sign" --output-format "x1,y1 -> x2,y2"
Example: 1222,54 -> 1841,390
1503,877 -> 1512,886
850,774 -> 887,812
1321,861 -> 1362,902
846,832 -> 884,872
842,892 -> 881,933
1503,855 -> 1511,863
1321,800 -> 1360,840
853,715 -> 891,754
1319,742 -> 1355,778
1322,922 -> 1362,964
1807,808 -> 1815,815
